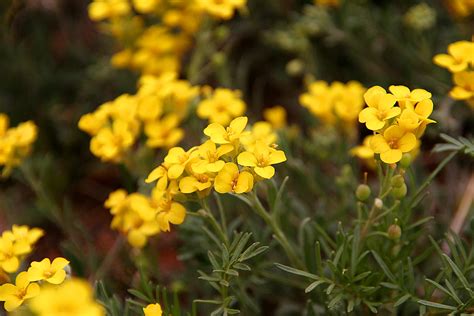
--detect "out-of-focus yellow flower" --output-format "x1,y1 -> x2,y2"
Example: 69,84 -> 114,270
214,162 -> 254,194
90,120 -> 136,162
0,117 -> 38,176
88,0 -> 131,21
237,142 -> 287,179
197,0 -> 246,20
0,272 -> 40,311
29,278 -> 104,316
314,0 -> 339,7
445,0 -> 474,18
351,135 -> 375,160
241,121 -> 278,152
204,116 -> 250,147
27,257 -> 70,285
370,125 -> 417,164
358,86 -> 399,131
263,106 -> 287,129
144,303 -> 163,316
3,225 -> 44,246
300,81 -> 366,127
197,88 -> 246,125
450,71 -> 474,107
133,0 -> 160,14
144,114 -> 184,149
433,40 -> 474,73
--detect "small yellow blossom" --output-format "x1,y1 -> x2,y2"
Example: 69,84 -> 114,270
29,278 -> 104,316
0,272 -> 40,311
197,88 -> 246,125
27,257 -> 70,285
179,172 -> 214,194
433,40 -> 474,72
191,140 -> 233,174
263,106 -> 287,129
164,147 -> 199,179
214,162 -> 254,194
450,71 -> 474,106
0,236 -> 31,273
388,85 -> 432,109
370,125 -> 417,164
144,303 -> 163,316
133,0 -> 160,14
144,114 -> 184,149
90,120 -> 136,162
204,116 -> 249,146
358,86 -> 399,131
237,142 -> 287,179
154,195 -> 186,232
351,135 -> 375,160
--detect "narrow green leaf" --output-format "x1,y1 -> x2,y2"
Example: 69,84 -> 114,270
394,294 -> 411,307
442,254 -> 473,294
274,263 -> 319,280
371,251 -> 396,282
305,280 -> 325,293
417,300 -> 457,311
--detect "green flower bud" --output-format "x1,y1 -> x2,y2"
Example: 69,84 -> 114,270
388,224 -> 402,240
391,183 -> 407,199
400,153 -> 413,168
390,175 -> 405,188
356,184 -> 371,201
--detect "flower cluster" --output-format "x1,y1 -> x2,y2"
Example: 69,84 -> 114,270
106,116 -> 286,247
357,85 -> 435,164
0,225 -> 43,273
433,39 -> 474,108
79,72 -> 199,162
0,114 -> 37,177
299,80 -> 366,128
197,88 -> 246,125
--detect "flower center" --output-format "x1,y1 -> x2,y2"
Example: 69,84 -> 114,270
388,139 -> 399,149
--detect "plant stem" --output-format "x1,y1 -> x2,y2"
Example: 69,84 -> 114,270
248,191 -> 304,269
199,199 -> 229,246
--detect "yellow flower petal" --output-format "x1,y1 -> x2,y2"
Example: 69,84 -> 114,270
254,166 -> 275,179
237,152 -> 257,167
380,149 -> 402,164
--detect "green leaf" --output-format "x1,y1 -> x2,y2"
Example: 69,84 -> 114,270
394,294 -> 411,307
371,251 -> 396,282
417,300 -> 457,311
274,263 -> 319,280
305,280 -> 326,293
442,254 -> 473,295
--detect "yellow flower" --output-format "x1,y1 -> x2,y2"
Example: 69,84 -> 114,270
144,303 -> 163,316
144,114 -> 184,149
263,106 -> 287,129
27,257 -> 70,285
388,85 -> 432,109
2,225 -> 44,246
88,0 -> 131,21
29,278 -> 104,316
155,196 -> 186,232
370,125 -> 417,164
203,116 -> 249,146
164,147 -> 198,179
179,172 -> 214,194
241,121 -> 278,152
350,135 -> 375,160
214,163 -> 254,194
197,0 -> 246,20
191,140 -> 233,174
0,272 -> 40,311
237,143 -> 287,179
90,120 -> 136,162
197,88 -> 246,125
0,236 -> 31,273
450,70 -> 474,100
359,86 -> 399,131
433,40 -> 474,72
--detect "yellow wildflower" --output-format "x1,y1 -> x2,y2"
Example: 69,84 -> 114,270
197,88 -> 246,125
27,257 -> 70,285
237,142 -> 287,179
179,172 -> 214,194
133,0 -> 160,14
370,125 -> 417,164
450,71 -> 474,104
204,116 -> 249,146
2,225 -> 44,246
214,162 -> 254,194
154,195 -> 186,232
0,272 -> 40,311
145,115 -> 184,149
191,140 -> 233,174
388,85 -> 432,109
433,40 -> 474,72
351,135 -> 375,160
164,147 -> 199,179
29,278 -> 104,316
0,236 -> 31,273
358,86 -> 399,131
90,120 -> 136,162
144,303 -> 163,316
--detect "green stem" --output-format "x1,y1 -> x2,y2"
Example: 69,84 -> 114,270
199,199 -> 229,247
408,151 -> 457,208
248,191 -> 304,269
